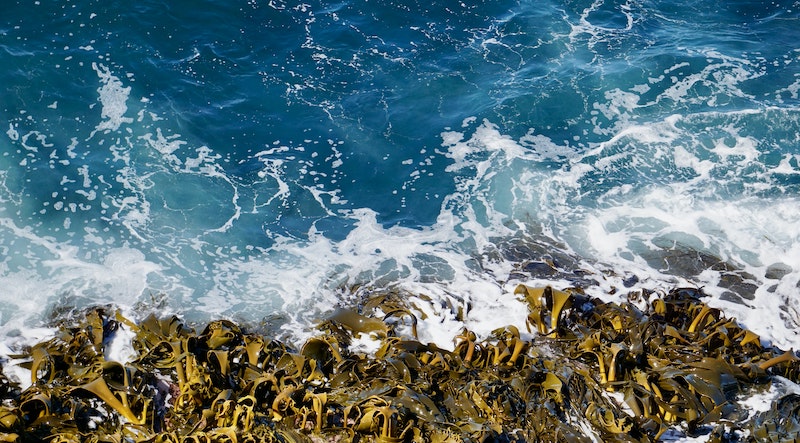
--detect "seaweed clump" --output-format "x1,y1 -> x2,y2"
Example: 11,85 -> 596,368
0,286 -> 798,442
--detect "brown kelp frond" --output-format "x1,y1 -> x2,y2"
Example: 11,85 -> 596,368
1,286 -> 799,442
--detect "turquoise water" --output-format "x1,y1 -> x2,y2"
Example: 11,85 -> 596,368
2,0 -> 800,350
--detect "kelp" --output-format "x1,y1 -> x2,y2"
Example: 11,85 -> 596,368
1,287 -> 799,442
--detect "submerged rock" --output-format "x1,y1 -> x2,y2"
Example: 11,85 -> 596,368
765,263 -> 793,281
0,287 -> 798,442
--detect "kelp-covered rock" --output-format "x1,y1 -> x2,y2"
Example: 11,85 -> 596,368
0,287 -> 798,442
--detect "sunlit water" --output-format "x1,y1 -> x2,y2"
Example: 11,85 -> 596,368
2,0 -> 799,370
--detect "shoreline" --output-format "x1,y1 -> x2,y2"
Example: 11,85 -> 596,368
1,285 -> 798,442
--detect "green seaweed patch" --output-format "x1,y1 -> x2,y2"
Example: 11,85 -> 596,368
0,286 -> 799,442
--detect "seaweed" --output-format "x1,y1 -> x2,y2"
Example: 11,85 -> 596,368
0,286 -> 798,442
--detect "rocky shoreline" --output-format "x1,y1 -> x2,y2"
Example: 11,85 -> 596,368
1,285 -> 798,442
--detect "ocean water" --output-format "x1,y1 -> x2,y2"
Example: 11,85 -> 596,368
1,0 -> 800,364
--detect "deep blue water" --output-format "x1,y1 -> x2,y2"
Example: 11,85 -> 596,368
2,0 -> 800,350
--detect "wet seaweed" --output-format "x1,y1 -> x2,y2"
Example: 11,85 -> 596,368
1,286 -> 798,442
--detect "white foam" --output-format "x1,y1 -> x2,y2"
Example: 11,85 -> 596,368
427,115 -> 800,352
90,62 -> 133,137
0,215 -> 160,327
348,334 -> 383,355
4,94 -> 798,357
6,123 -> 19,141
104,321 -> 138,364
3,54 -> 797,402
141,128 -> 186,158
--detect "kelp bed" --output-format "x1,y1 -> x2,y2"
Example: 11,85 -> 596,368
1,286 -> 799,443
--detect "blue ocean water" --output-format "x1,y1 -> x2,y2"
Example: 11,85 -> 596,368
1,0 -> 800,353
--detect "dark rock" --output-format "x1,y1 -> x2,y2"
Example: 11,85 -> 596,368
622,273 -> 639,288
766,262 -> 793,280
